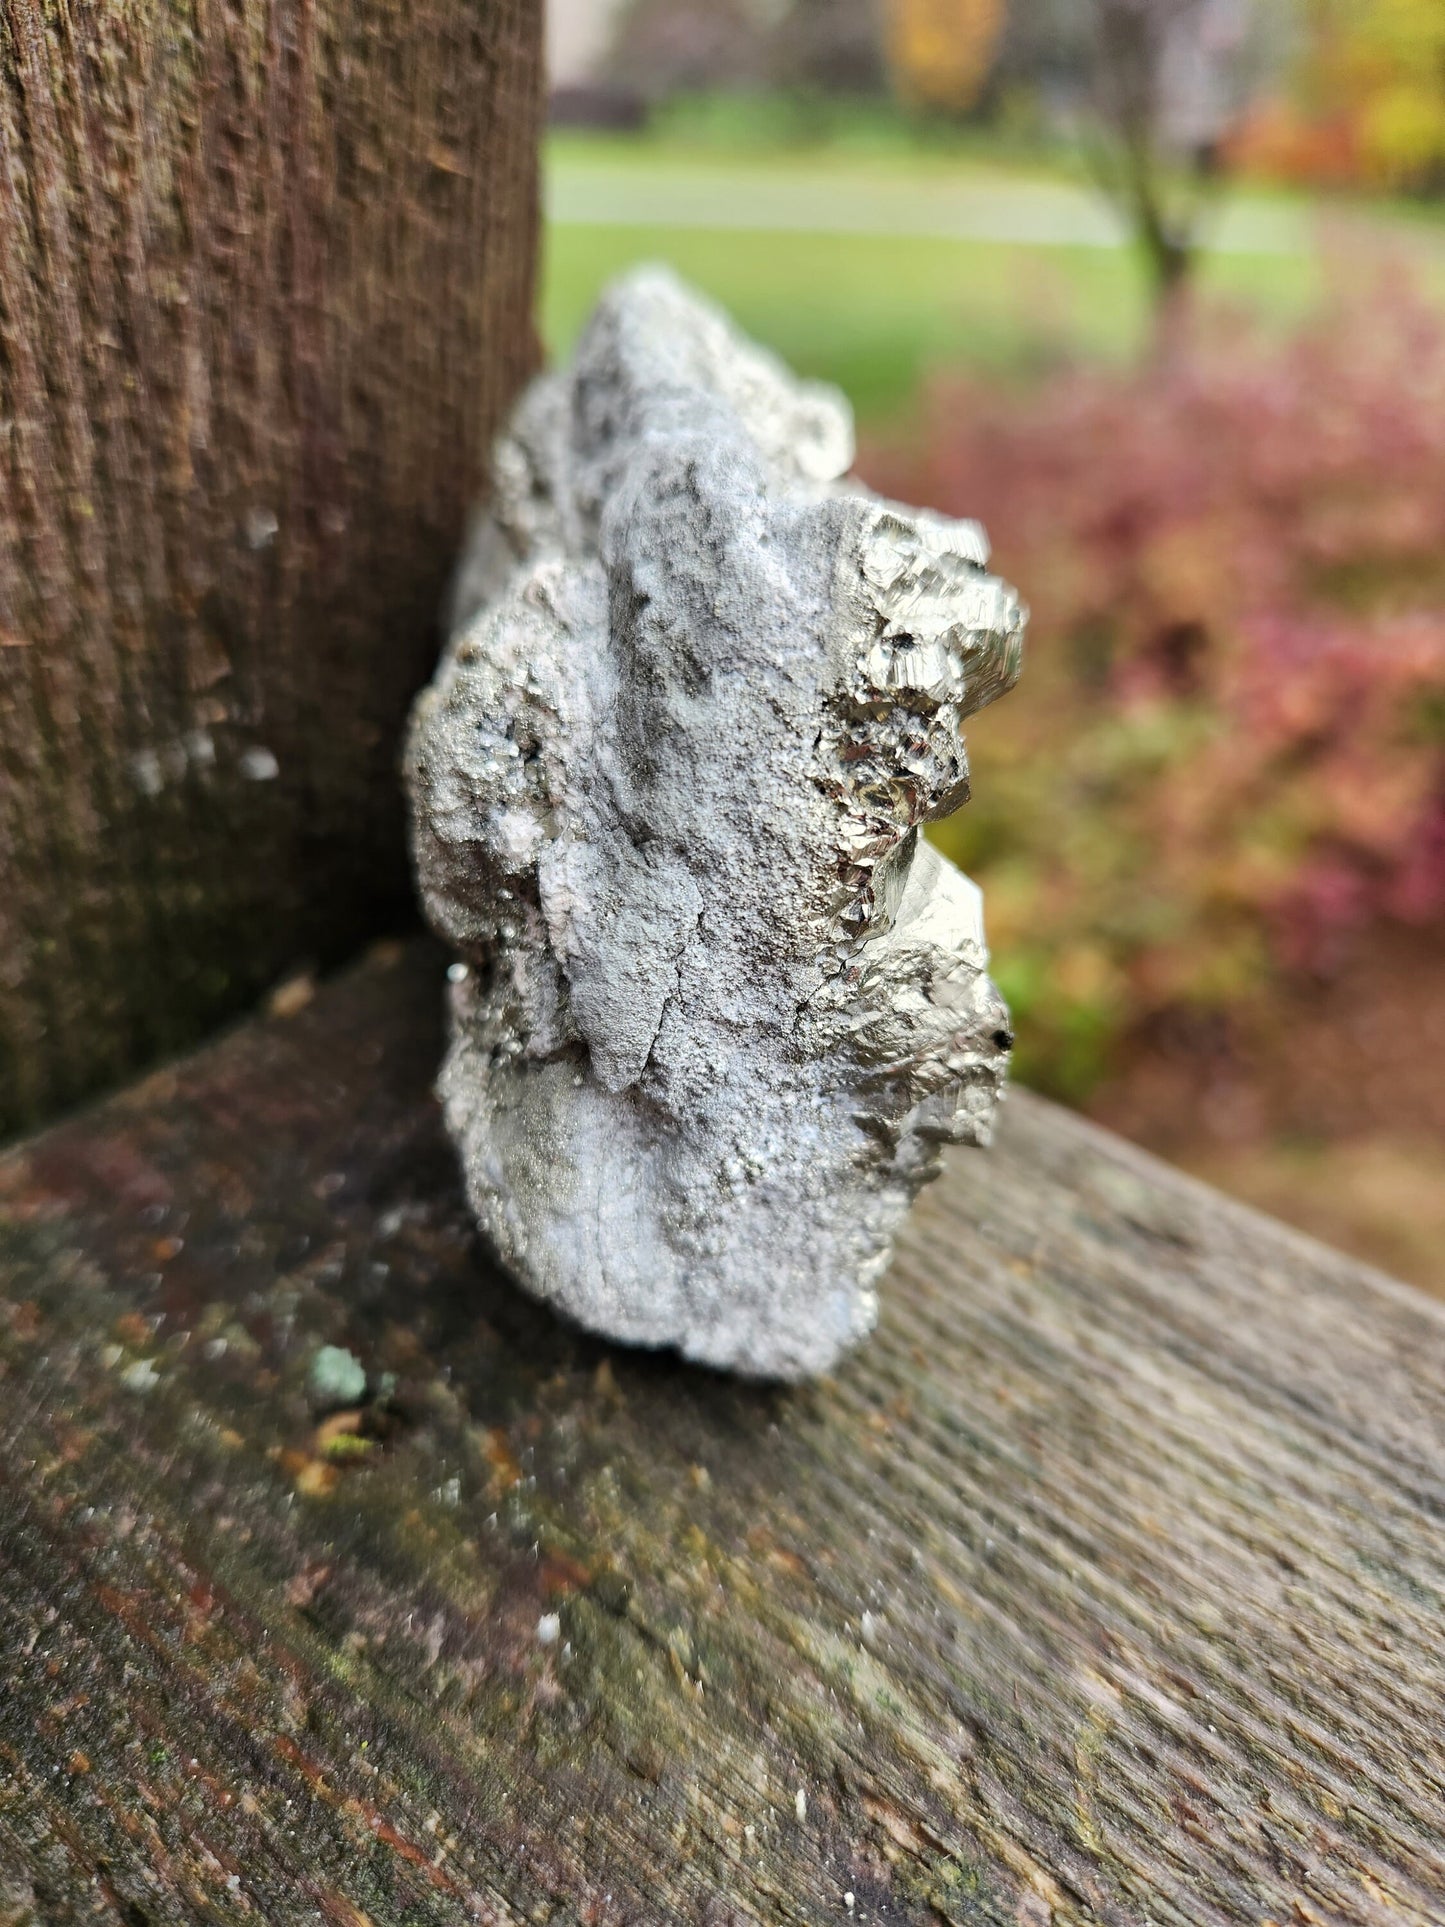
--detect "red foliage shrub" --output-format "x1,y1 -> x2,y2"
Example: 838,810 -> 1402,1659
864,279 -> 1445,1099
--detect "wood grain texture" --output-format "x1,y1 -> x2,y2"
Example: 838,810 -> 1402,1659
0,0 -> 540,1133
0,941 -> 1441,1925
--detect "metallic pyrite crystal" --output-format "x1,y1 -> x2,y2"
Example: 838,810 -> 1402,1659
405,267 -> 1025,1378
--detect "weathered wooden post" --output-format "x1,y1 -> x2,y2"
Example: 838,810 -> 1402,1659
0,0 -> 541,1134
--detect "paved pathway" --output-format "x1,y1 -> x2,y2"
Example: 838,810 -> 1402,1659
547,159 -> 1312,255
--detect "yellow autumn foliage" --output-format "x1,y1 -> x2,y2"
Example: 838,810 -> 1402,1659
1316,0 -> 1445,188
883,0 -> 1005,116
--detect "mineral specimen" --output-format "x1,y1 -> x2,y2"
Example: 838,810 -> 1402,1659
405,267 -> 1025,1379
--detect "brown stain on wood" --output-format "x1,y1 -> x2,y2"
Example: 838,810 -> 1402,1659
0,941 -> 1442,1921
0,0 -> 542,1134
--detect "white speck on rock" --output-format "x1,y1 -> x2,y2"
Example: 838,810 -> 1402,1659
130,748 -> 165,797
536,1613 -> 561,1647
131,731 -> 219,796
794,1787 -> 808,1824
239,746 -> 280,782
244,506 -> 279,549
406,266 -> 1023,1382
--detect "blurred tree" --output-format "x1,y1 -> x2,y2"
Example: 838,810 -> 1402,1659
607,0 -> 885,103
1314,0 -> 1445,191
883,0 -> 1005,115
1077,0 -> 1277,314
607,0 -> 775,97
772,0 -> 887,96
994,0 -> 1092,98
878,0 -> 1287,304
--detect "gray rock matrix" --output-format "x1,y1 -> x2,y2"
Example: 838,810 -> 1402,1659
405,267 -> 1024,1378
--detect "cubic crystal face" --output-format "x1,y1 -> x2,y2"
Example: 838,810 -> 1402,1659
405,267 -> 1025,1379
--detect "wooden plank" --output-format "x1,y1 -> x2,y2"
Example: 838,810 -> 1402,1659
0,0 -> 541,1133
0,940 -> 1441,1925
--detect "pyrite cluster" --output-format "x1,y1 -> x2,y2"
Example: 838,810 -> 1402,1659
405,268 -> 1024,1378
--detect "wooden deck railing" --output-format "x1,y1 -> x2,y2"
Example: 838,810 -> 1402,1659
2,940 -> 1440,1924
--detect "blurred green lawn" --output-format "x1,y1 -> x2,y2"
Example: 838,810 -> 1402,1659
542,131 -> 1441,422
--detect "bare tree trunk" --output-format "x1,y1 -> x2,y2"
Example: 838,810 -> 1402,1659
1119,139 -> 1199,345
0,0 -> 542,1135
1082,0 -> 1221,334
